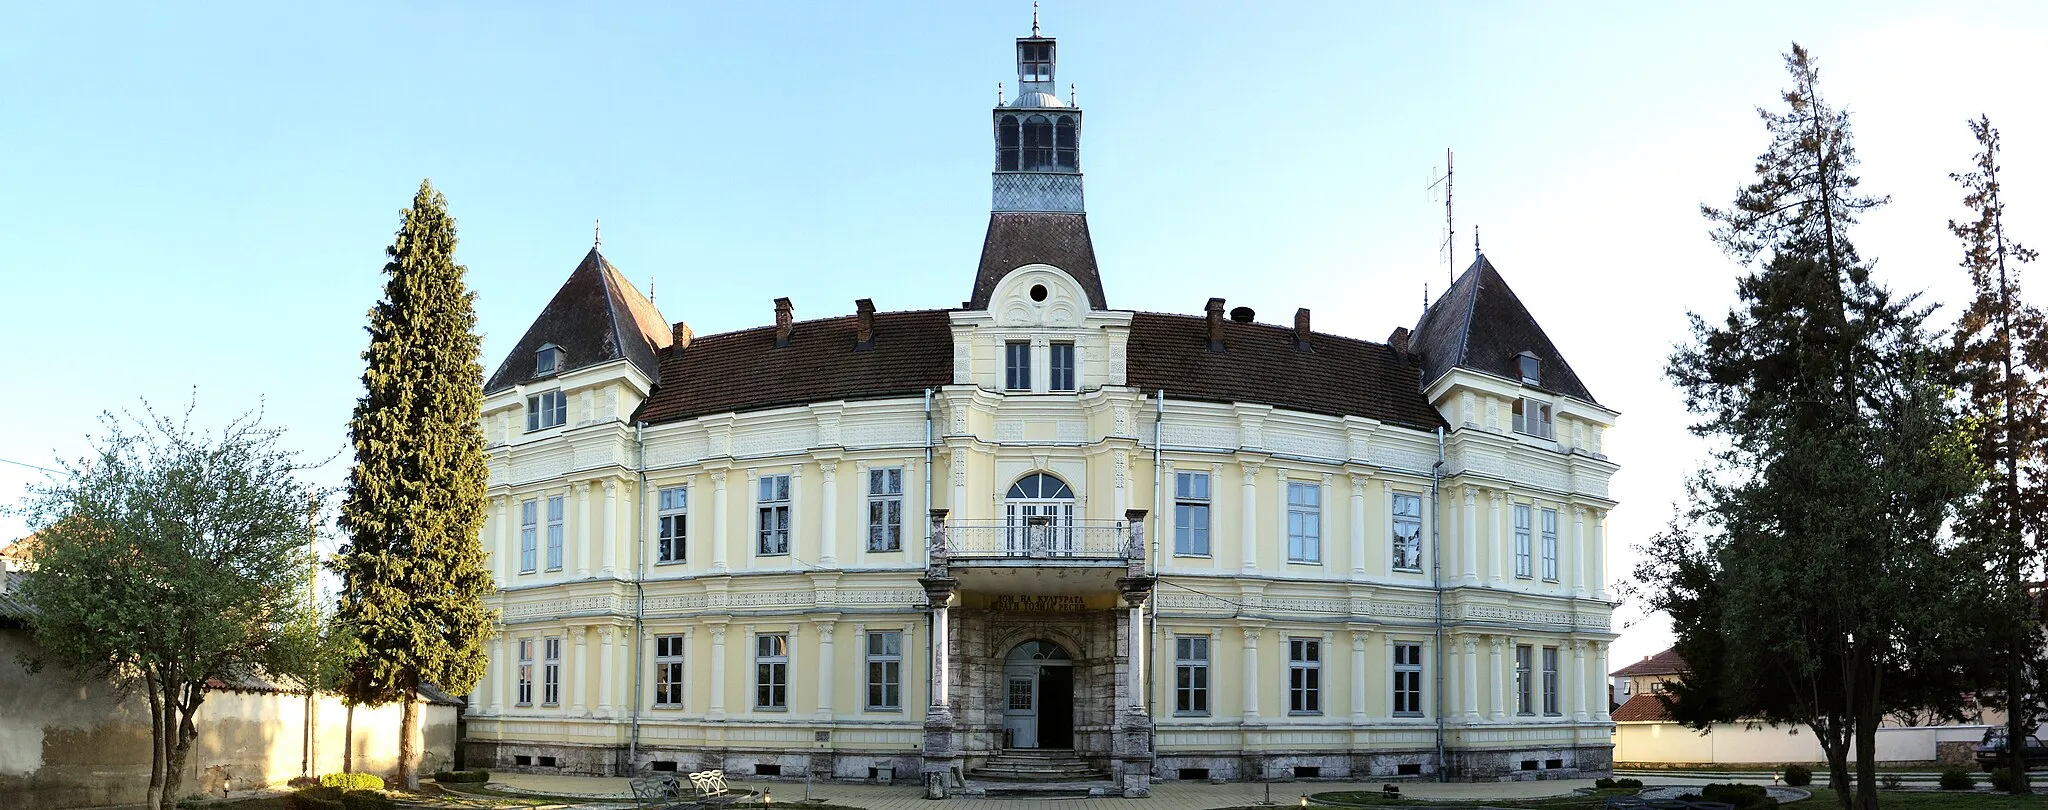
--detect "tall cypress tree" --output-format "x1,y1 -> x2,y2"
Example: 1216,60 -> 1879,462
1950,115 -> 2047,794
335,180 -> 496,789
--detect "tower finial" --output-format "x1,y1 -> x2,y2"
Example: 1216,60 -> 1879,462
1032,0 -> 1040,36
1474,224 -> 1481,257
998,81 -> 1004,104
594,218 -> 602,249
1070,82 -> 1076,106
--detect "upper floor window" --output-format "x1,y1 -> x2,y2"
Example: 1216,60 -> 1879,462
1022,115 -> 1055,171
758,474 -> 791,556
527,389 -> 567,431
536,344 -> 563,376
518,499 -> 538,574
1004,341 -> 1031,391
1173,472 -> 1211,556
1391,492 -> 1423,572
657,487 -> 687,564
1512,397 -> 1553,439
1517,351 -> 1540,384
545,495 -> 566,571
1050,342 -> 1076,392
1019,41 -> 1053,82
1513,503 -> 1533,578
868,467 -> 904,552
1540,507 -> 1559,582
1004,473 -> 1075,555
1286,481 -> 1321,563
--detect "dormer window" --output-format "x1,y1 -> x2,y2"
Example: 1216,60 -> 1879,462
1516,351 -> 1541,385
536,344 -> 563,376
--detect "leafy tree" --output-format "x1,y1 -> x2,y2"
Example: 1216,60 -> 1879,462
14,404 -> 320,810
1949,114 -> 2047,794
333,180 -> 496,790
1650,44 -> 1991,810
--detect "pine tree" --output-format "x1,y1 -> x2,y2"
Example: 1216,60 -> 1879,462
1950,115 -> 2047,795
334,180 -> 496,790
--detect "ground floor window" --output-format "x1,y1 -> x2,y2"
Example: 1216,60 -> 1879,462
756,633 -> 789,710
654,634 -> 685,707
1393,642 -> 1423,716
1288,637 -> 1322,715
1175,636 -> 1210,715
866,630 -> 902,710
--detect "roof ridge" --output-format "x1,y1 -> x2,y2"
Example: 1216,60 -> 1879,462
590,250 -> 630,366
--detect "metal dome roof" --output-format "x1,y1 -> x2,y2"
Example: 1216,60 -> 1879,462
1007,91 -> 1067,108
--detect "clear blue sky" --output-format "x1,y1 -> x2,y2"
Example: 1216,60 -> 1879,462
3,1 -> 2044,665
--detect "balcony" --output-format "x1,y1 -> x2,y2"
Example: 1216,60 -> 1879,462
928,512 -> 1149,596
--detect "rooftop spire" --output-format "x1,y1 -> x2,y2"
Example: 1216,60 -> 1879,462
594,218 -> 602,249
1032,0 -> 1040,36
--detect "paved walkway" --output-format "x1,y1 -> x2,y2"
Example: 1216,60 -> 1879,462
491,772 -> 1621,810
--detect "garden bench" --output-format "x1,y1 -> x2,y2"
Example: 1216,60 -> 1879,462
687,770 -> 739,805
631,775 -> 690,810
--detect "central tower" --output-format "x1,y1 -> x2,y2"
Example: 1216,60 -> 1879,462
967,17 -> 1106,310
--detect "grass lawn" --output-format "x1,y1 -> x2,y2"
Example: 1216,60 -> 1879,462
1801,789 -> 2048,810
1311,788 -> 1643,809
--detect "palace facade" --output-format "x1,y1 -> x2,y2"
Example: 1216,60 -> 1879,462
461,22 -> 1619,797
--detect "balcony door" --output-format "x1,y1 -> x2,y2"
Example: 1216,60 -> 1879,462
1003,473 -> 1076,556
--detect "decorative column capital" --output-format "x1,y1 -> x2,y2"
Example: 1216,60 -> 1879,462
603,480 -> 617,496
816,621 -> 837,642
1241,627 -> 1261,647
711,470 -> 728,487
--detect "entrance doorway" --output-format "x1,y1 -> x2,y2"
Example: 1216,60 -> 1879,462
1000,640 -> 1074,749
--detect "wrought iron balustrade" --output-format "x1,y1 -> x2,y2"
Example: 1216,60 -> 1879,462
943,518 -> 1134,560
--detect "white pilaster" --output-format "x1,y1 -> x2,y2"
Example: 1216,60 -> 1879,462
1594,642 -> 1611,720
1462,638 -> 1480,722
1571,507 -> 1587,597
789,466 -> 803,565
1571,641 -> 1589,721
598,626 -> 615,716
1241,627 -> 1261,720
1593,511 -> 1608,600
483,636 -> 502,714
571,626 -> 589,714
1350,629 -> 1369,723
816,620 -> 837,720
1239,464 -> 1260,573
601,481 -> 618,577
1127,601 -> 1145,712
493,496 -> 510,585
1348,477 -> 1367,579
819,462 -> 839,567
1490,491 -> 1508,585
933,601 -> 952,708
576,483 -> 592,577
1462,488 -> 1480,583
711,472 -> 730,572
708,623 -> 728,720
1488,636 -> 1506,722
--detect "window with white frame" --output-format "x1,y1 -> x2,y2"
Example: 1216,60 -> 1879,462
536,344 -> 563,376
757,475 -> 791,556
1513,504 -> 1533,578
1174,472 -> 1211,556
545,495 -> 566,571
1288,637 -> 1322,714
1514,644 -> 1533,715
1517,351 -> 1540,384
866,631 -> 902,710
868,467 -> 903,552
1393,642 -> 1424,716
1049,342 -> 1076,392
654,635 -> 685,707
1175,636 -> 1210,715
755,633 -> 789,710
542,637 -> 562,706
519,499 -> 538,573
527,389 -> 567,431
657,487 -> 687,564
1004,341 -> 1031,391
1391,492 -> 1423,571
1542,646 -> 1560,716
1286,481 -> 1321,563
516,639 -> 534,706
1512,397 -> 1553,439
1540,507 -> 1559,581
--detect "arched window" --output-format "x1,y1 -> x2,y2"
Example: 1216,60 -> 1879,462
998,115 -> 1020,171
1054,116 -> 1077,169
1003,473 -> 1075,555
1006,640 -> 1071,661
1022,115 -> 1054,171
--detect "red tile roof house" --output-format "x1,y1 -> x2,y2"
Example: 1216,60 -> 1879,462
1606,648 -> 1990,767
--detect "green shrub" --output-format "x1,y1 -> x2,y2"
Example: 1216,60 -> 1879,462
286,775 -> 321,789
1697,783 -> 1776,810
1595,777 -> 1618,789
286,787 -> 345,810
1782,765 -> 1812,787
340,789 -> 395,810
1940,768 -> 1976,790
319,773 -> 385,792
433,769 -> 491,783
1615,778 -> 1644,789
1991,768 -> 2015,792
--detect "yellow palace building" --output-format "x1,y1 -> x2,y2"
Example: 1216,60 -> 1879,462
461,21 -> 1619,798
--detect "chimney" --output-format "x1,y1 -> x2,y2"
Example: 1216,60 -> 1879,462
671,321 -> 694,350
854,299 -> 876,351
1387,326 -> 1411,358
1293,308 -> 1313,351
1205,297 -> 1226,352
773,298 -> 794,347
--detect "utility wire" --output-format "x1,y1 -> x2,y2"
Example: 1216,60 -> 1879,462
0,457 -> 60,475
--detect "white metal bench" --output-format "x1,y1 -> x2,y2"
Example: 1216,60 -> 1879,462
688,770 -> 737,804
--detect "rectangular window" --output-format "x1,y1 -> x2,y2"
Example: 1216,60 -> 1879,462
519,499 -> 538,573
1173,472 -> 1211,556
545,495 -> 566,571
1175,636 -> 1210,715
1391,492 -> 1423,571
527,389 -> 567,431
1004,341 -> 1031,391
1540,508 -> 1559,582
757,474 -> 791,556
657,487 -> 687,564
866,631 -> 902,710
654,635 -> 685,707
1288,637 -> 1322,714
1513,504 -> 1533,578
516,639 -> 534,706
1286,481 -> 1321,563
1515,645 -> 1533,715
536,346 -> 561,376
542,637 -> 562,706
1049,342 -> 1076,392
755,633 -> 789,710
1393,642 -> 1424,716
1512,397 -> 1553,439
867,468 -> 904,552
1542,647 -> 1560,716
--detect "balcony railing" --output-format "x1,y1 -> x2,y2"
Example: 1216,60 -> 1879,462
942,519 -> 1135,561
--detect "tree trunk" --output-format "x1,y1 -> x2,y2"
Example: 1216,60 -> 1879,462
1854,698 -> 1880,810
144,672 -> 167,810
399,689 -> 420,791
159,680 -> 193,810
344,703 -> 356,773
1814,720 -> 1853,810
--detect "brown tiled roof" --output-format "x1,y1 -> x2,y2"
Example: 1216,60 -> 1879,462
0,534 -> 40,561
1411,255 -> 1599,406
968,213 -> 1107,310
1611,693 -> 1677,722
1610,647 -> 1689,677
485,249 -> 672,394
634,310 -> 955,424
1126,313 -> 1446,432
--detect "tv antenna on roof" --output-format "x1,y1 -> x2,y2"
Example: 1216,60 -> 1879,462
1427,148 -> 1453,285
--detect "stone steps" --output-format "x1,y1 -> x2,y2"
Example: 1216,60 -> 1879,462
970,750 -> 1113,785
